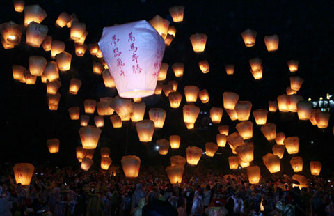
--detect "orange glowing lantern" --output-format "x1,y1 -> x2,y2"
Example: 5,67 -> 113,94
241,29 -> 256,47
150,15 -> 170,39
93,62 -> 103,75
164,34 -> 173,46
101,157 -> 112,170
286,87 -> 296,95
226,109 -> 238,121
94,116 -> 104,128
24,5 -> 47,26
170,135 -> 180,149
186,146 -> 202,165
183,104 -> 200,124
253,109 -> 268,125
275,132 -> 285,145
190,33 -> 207,53
47,138 -> 59,154
236,143 -> 254,163
261,123 -> 276,141
199,60 -> 209,74
75,44 -> 86,56
1,22 -> 22,49
290,76 -> 303,91
76,147 -> 85,162
227,132 -> 244,153
247,166 -> 260,184
208,107 -> 223,124
29,56 -> 46,76
235,101 -> 252,121
114,97 -> 133,121
149,108 -> 166,128
70,22 -> 86,42
51,40 -> 65,58
218,125 -> 229,135
42,36 -> 52,52
79,125 -> 101,149
24,72 -> 37,85
288,95 -> 303,112
199,89 -> 209,103
158,63 -> 168,81
284,137 -> 299,154
216,134 -> 227,147
12,65 -> 25,81
277,95 -> 289,112
310,109 -> 318,125
264,35 -> 279,52
69,78 -> 81,95
290,157 -> 303,172
13,163 -> 34,185
47,93 -> 61,110
292,174 -> 308,189
84,99 -> 96,114
121,155 -> 141,178
168,91 -> 182,108
263,153 -> 280,173
26,22 -> 48,48
223,92 -> 239,110
56,12 -> 71,28
170,155 -> 186,167
110,114 -> 122,128
166,165 -> 184,184
102,70 -> 116,88
272,144 -> 285,159
185,123 -> 194,129
236,121 -> 253,139
184,86 -> 199,103
297,101 -> 312,120
56,52 -> 71,71
136,120 -> 154,142
157,139 -> 169,155
287,60 -> 299,73
14,0 -> 24,13
310,161 -> 321,176
80,115 -> 90,126
172,63 -> 184,78
169,6 -> 184,23
315,111 -> 330,129
168,80 -> 178,91
269,101 -> 277,112
205,142 -> 218,157
85,149 -> 94,160
68,107 -> 80,120
81,157 -> 93,171
46,80 -> 60,95
168,26 -> 176,37
131,102 -> 145,122
100,147 -> 110,158
228,156 -> 240,170
225,65 -> 234,75
44,61 -> 59,82
162,84 -> 174,97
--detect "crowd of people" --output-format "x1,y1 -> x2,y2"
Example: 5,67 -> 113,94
0,165 -> 334,216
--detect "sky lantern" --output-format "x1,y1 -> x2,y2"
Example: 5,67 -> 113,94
69,78 -> 81,95
109,165 -> 118,176
166,165 -> 184,184
272,145 -> 285,159
247,166 -> 260,184
183,104 -> 200,124
170,155 -> 186,167
81,157 -> 93,171
286,87 -> 296,95
184,86 -> 199,103
288,95 -> 303,112
76,147 -> 85,162
287,60 -> 299,73
190,33 -> 207,53
185,123 -> 194,129
297,101 -> 312,120
136,120 -> 154,142
205,142 -> 218,157
168,91 -> 182,108
199,89 -> 209,103
290,156 -> 303,172
94,116 -> 104,128
101,157 -> 112,170
46,81 -> 60,95
227,132 -> 244,153
236,121 -> 253,139
56,12 -> 71,28
168,26 -> 176,37
290,76 -> 303,91
249,58 -> 262,79
186,146 -> 202,165
275,132 -> 285,145
277,95 -> 289,112
14,0 -> 24,13
44,61 -> 59,82
97,101 -> 114,116
292,174 -> 308,189
99,21 -> 165,98
164,34 -> 173,46
235,101 -> 252,121
79,125 -> 101,149
241,29 -> 256,47
150,15 -> 170,39
24,5 -> 47,26
218,125 -> 229,135
170,135 -> 180,149
1,22 -> 22,49
42,36 -> 52,52
162,84 -> 174,97
51,40 -> 65,58
149,108 -> 166,128
172,63 -> 184,78
68,107 -> 80,120
110,114 -> 122,128
310,161 -> 321,176
56,52 -> 72,71
131,102 -> 145,122
157,139 -> 169,155
284,137 -> 299,154
26,22 -> 48,48
264,35 -> 279,52
315,111 -> 330,129
269,101 -> 277,112
85,149 -> 95,160
226,109 -> 238,121
236,143 -> 254,163
29,56 -> 46,76
199,60 -> 209,73
93,62 -> 103,75
261,123 -> 276,141
158,63 -> 168,81
48,93 -> 61,110
216,134 -> 227,147
80,115 -> 90,126
253,109 -> 268,125
102,70 -> 116,88
12,65 -> 25,81
169,6 -> 184,23
225,64 -> 234,75
13,163 -> 34,186
223,92 -> 239,110
24,72 -> 37,85
263,153 -> 280,173
89,43 -> 99,56
310,109 -> 318,125
47,138 -> 59,154
168,80 -> 178,91
75,44 -> 86,56
121,155 -> 141,178
115,97 -> 133,121
84,99 -> 96,114
210,107 -> 223,124
100,147 -> 110,158
70,22 -> 86,41
228,156 -> 240,170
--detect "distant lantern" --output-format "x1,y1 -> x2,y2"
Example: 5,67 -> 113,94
250,68 -> 262,80
249,58 -> 262,79
183,104 -> 200,124
284,137 -> 299,154
131,102 -> 145,122
263,153 -> 280,173
290,76 -> 303,91
184,86 -> 199,103
277,95 -> 289,112
150,15 -> 170,39
286,87 -> 296,95
199,60 -> 209,73
223,92 -> 239,110
186,146 -> 202,165
24,72 -> 37,85
170,155 -> 186,167
247,166 -> 260,184
24,5 -> 47,26
100,147 -> 110,158
168,80 -> 178,91
269,101 -> 278,112
287,60 -> 299,73
172,63 -> 184,78
169,6 -> 184,23
136,120 -> 154,142
93,62 -> 103,75
209,107 -> 223,124
162,84 -> 174,97
109,114 -> 122,128
218,125 -> 229,135
205,142 -> 218,157
99,21 -> 165,98
56,12 -> 71,28
102,70 -> 116,88
292,174 -> 308,189
47,138 -> 59,154
85,149 -> 94,160
253,109 -> 268,125
51,40 -> 65,58
315,111 -> 330,129
44,61 -> 59,82
166,165 -> 184,184
84,99 -> 96,114
275,132 -> 285,145
288,95 -> 303,112
164,34 -> 173,46
42,36 -> 52,52
26,22 -> 48,48
168,26 -> 176,37
47,81 -> 60,95
94,116 -> 104,128
81,157 -> 93,171
80,115 -> 90,126
241,29 -> 256,47
226,109 -> 238,121
310,109 -> 318,125
199,89 -> 209,103
261,123 -> 276,141
29,56 -> 46,76
264,35 -> 279,52
236,143 -> 254,163
225,65 -> 235,75
70,22 -> 86,42
56,52 -> 71,71
170,135 -> 180,149
97,98 -> 114,116
228,132 -> 244,153
68,107 -> 80,120
13,163 -> 34,185
310,161 -> 321,176
185,123 -> 194,129
76,147 -> 85,162
149,108 -> 166,128
48,93 -> 61,110
12,65 -> 25,81
290,157 -> 303,172
154,82 -> 163,95
190,33 -> 207,53
235,101 -> 252,121
68,78 -> 81,95
101,157 -> 112,170
158,63 -> 168,81
236,121 -> 253,139
121,155 -> 141,178
216,134 -> 227,147
75,44 -> 86,56
114,97 -> 133,121
157,139 -> 169,155
168,91 -> 182,108
228,156 -> 240,170
79,126 -> 101,149
297,101 -> 312,120
1,22 -> 22,49
14,0 -> 24,13
272,145 -> 285,159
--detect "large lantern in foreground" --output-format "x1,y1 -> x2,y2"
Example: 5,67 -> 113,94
310,161 -> 321,176
264,35 -> 279,52
47,138 -> 60,154
223,92 -> 239,110
121,155 -> 141,178
228,156 -> 239,170
79,126 -> 101,149
169,6 -> 184,23
241,29 -> 256,47
99,20 -> 165,98
284,137 -> 299,154
136,120 -> 154,142
290,156 -> 303,172
170,135 -> 180,149
166,165 -> 184,184
247,166 -> 260,184
186,146 -> 202,165
190,33 -> 207,53
13,163 -> 34,186
149,108 -> 166,128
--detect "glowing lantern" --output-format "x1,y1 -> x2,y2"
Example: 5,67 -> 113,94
158,63 -> 168,81
70,22 -> 86,42
236,121 -> 253,139
227,132 -> 244,153
315,111 -> 330,129
148,108 -> 166,128
277,95 -> 289,112
166,165 -> 184,184
164,34 -> 174,46
85,149 -> 94,160
102,70 -> 116,88
183,104 -> 200,124
209,107 -> 223,124
131,102 -> 145,122
199,60 -> 209,73
101,157 -> 112,170
51,40 -> 65,58
115,97 -> 133,121
228,156 -> 240,170
110,165 -> 118,176
170,135 -> 180,149
199,89 -> 209,103
169,6 -> 184,23
170,155 -> 186,167
249,58 -> 262,79
168,80 -> 178,91
172,63 -> 184,78
290,76 -> 303,91
157,139 -> 169,155
264,35 -> 279,52
253,109 -> 268,125
184,86 -> 199,103
297,101 -> 312,120
154,82 -> 163,95
121,155 -> 141,178
12,65 -> 25,81
75,44 -> 86,56
97,100 -> 114,116
168,26 -> 176,37
292,174 -> 308,189
26,22 -> 48,48
241,29 -> 256,47
286,87 -> 296,95
247,166 -> 260,184
275,132 -> 285,145
310,161 -> 321,176
185,123 -> 194,129
69,78 -> 81,95
226,109 -> 238,121
136,120 -> 154,142
290,157 -> 303,172
235,101 -> 252,121
13,163 -> 34,185
186,146 -> 202,165
80,115 -> 89,126
162,84 -> 174,97
110,114 -> 122,128
218,125 -> 229,135
48,93 -> 61,110
205,142 -> 218,157
216,134 -> 227,147
44,62 -> 59,81
261,123 -> 276,141
250,68 -> 262,80
150,15 -> 170,39
263,153 -> 280,173
310,109 -> 318,125
68,107 -> 80,120
47,138 -> 59,154
272,145 -> 284,159
56,52 -> 71,71
287,60 -> 299,73
133,98 -> 141,103
42,36 -> 52,52
24,72 -> 37,85
84,99 -> 96,114
93,62 -> 103,75
94,116 -> 104,128
1,22 -> 22,49
29,56 -> 46,76
81,157 -> 93,171
76,147 -> 85,162
100,147 -> 110,158
236,143 -> 254,163
284,137 -> 299,154
168,91 -> 182,108
190,33 -> 207,53
47,81 -> 60,95
225,65 -> 234,75
269,101 -> 277,112
14,1 -> 24,13
56,12 -> 71,28
79,126 -> 101,149
24,5 -> 47,26
223,92 -> 239,110
288,95 -> 303,112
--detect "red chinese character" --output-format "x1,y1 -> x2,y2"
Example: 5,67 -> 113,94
128,32 -> 136,42
129,43 -> 138,52
132,53 -> 139,64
